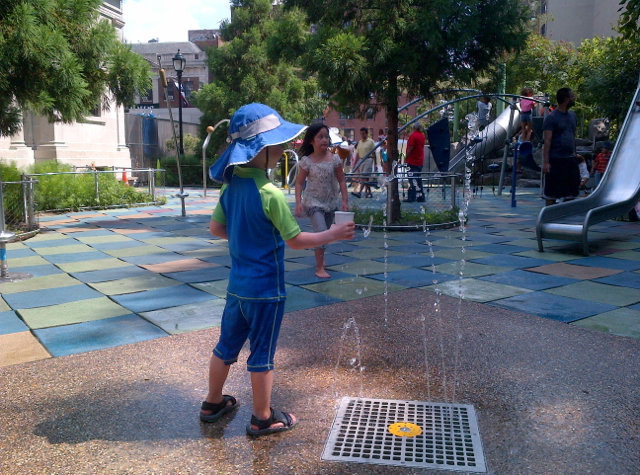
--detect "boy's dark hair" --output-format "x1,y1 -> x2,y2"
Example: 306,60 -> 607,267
299,123 -> 329,157
360,127 -> 368,134
556,88 -> 572,105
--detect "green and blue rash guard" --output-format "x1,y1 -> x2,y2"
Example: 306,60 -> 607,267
211,166 -> 301,300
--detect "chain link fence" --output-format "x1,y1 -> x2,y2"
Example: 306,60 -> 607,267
0,178 -> 38,238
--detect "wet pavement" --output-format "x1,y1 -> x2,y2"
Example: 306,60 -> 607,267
1,186 -> 639,474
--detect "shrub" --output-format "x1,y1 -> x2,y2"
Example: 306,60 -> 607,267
352,205 -> 460,228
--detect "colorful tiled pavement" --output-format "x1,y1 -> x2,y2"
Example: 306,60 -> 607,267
2,187 -> 640,366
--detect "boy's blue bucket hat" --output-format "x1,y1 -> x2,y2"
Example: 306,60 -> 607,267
209,103 -> 307,183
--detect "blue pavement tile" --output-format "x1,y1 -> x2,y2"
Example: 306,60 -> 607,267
88,240 -> 149,251
201,255 -> 232,267
8,248 -> 38,258
111,284 -> 215,313
594,272 -> 640,290
42,251 -> 111,264
164,266 -> 230,283
0,310 -> 29,335
491,292 -> 616,323
378,254 -> 453,267
121,253 -> 189,266
33,314 -> 168,357
24,239 -> 79,249
177,216 -> 211,224
127,231 -> 177,240
325,242 -> 362,253
71,266 -> 151,283
480,270 -> 579,290
10,265 -> 64,278
286,254 -> 357,267
461,234 -> 512,243
630,303 -> 640,311
284,287 -> 343,312
151,223 -> 195,231
368,268 -> 458,287
565,256 -> 640,272
470,255 -> 553,269
68,230 -> 118,237
468,243 -> 532,254
284,268 -> 353,285
3,284 -> 103,310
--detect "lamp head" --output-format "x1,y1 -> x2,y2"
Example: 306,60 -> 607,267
173,50 -> 186,73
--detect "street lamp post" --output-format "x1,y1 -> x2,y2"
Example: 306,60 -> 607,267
173,50 -> 186,156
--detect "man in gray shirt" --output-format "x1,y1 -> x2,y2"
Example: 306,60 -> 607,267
542,88 -> 581,206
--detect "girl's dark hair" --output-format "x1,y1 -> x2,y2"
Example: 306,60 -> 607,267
299,123 -> 329,157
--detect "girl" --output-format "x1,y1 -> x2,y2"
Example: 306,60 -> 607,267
520,87 -> 535,143
295,123 -> 349,279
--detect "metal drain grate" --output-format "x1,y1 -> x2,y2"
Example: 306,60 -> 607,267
322,397 -> 486,473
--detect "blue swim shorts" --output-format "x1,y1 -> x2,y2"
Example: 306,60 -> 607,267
213,293 -> 285,372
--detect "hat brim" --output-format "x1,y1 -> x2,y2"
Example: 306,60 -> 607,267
210,120 -> 307,183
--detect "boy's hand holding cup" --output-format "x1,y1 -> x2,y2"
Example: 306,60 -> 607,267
332,211 -> 355,241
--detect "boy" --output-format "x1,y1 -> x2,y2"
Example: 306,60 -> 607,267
590,141 -> 613,188
201,103 -> 355,437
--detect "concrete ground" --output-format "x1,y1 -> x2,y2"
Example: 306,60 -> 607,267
1,186 -> 639,474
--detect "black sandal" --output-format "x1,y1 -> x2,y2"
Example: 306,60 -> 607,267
200,395 -> 238,423
246,408 -> 297,437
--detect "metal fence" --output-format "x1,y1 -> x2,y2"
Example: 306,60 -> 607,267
0,178 -> 38,238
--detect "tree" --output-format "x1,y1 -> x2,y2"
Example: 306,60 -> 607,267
0,0 -> 151,137
286,0 -> 529,222
193,0 -> 327,157
618,0 -> 640,40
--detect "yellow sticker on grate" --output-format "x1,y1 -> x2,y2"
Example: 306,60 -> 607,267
388,422 -> 422,437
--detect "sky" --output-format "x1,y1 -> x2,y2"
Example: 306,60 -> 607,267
121,0 -> 232,44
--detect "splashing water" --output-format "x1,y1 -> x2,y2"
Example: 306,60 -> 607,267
332,317 -> 364,399
363,215 -> 374,238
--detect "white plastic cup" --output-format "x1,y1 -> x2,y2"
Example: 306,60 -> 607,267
334,211 -> 355,224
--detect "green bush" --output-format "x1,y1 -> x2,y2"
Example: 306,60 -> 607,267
160,154 -> 217,187
352,205 -> 460,227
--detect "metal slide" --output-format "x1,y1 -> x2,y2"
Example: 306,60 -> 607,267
448,105 -> 522,172
536,78 -> 640,256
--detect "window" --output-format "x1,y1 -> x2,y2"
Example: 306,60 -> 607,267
167,84 -> 174,101
339,111 -> 354,120
366,107 -> 375,120
343,129 -> 355,141
183,81 -> 195,99
140,89 -> 153,103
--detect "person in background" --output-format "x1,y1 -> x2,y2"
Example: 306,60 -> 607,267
404,122 -> 426,203
519,87 -> 535,143
577,155 -> 590,193
590,140 -> 613,187
351,127 -> 375,198
477,96 -> 492,129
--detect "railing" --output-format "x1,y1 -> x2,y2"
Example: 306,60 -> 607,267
0,178 -> 39,238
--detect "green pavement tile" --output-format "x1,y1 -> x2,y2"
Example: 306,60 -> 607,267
140,299 -> 226,334
56,258 -> 131,273
284,248 -> 312,259
285,261 -> 312,271
338,248 -> 408,260
434,261 -> 512,278
545,281 -> 640,307
180,247 -> 230,259
34,244 -> 95,255
0,298 -> 10,312
88,274 -> 181,295
426,248 -> 494,261
25,233 -> 69,242
10,255 -> 50,268
105,245 -> 171,258
428,239 -> 476,248
350,238 -> 407,248
302,276 -> 405,301
17,297 -> 131,329
513,250 -> 577,262
7,242 -> 28,250
74,234 -> 135,244
140,237 -> 198,245
192,280 -> 229,298
572,307 -> 640,340
604,241 -> 640,250
492,230 -> 536,239
328,259 -> 409,275
429,230 -> 466,238
422,278 -> 532,303
500,239 -> 540,249
603,250 -> 640,261
0,274 -> 80,294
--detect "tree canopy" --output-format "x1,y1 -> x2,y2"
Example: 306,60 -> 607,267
0,0 -> 151,137
193,0 -> 327,155
284,0 -> 529,221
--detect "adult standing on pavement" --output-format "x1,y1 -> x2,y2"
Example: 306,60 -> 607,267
351,127 -> 375,198
404,122 -> 426,203
542,87 -> 581,206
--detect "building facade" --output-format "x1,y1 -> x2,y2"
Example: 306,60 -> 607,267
0,1 -> 131,170
537,0 -> 621,45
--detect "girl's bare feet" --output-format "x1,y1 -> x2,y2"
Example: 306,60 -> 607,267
316,268 -> 331,278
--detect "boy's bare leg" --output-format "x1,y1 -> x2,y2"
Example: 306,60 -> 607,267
202,354 -> 232,414
314,248 -> 330,278
250,370 -> 297,429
